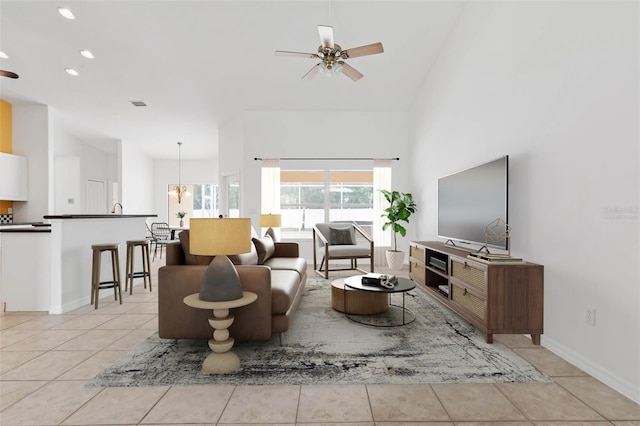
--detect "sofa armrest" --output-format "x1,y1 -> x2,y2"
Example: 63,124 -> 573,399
165,241 -> 185,265
273,242 -> 299,258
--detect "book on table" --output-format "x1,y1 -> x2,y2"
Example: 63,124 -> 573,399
362,273 -> 397,288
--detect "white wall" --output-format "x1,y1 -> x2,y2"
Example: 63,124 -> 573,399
219,110 -> 411,260
53,125 -> 112,214
11,104 -> 52,222
409,1 -> 639,402
120,141 -> 154,215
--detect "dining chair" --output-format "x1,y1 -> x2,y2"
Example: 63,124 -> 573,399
150,222 -> 172,260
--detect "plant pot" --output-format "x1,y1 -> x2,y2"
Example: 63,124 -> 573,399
179,219 -> 184,227
386,250 -> 405,270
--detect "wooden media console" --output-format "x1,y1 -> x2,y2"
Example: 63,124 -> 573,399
409,241 -> 544,344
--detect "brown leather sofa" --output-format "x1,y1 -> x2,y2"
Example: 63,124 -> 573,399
158,230 -> 307,341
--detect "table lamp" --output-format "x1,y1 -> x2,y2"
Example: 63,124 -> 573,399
189,218 -> 251,301
259,213 -> 281,241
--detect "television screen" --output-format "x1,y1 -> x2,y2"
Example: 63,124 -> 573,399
438,156 -> 509,250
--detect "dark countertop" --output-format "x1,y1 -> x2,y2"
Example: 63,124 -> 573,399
0,228 -> 51,233
43,214 -> 157,219
0,223 -> 51,233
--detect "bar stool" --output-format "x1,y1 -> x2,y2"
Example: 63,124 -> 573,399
125,239 -> 152,294
91,243 -> 122,309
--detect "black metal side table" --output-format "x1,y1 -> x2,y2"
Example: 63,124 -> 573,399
343,275 -> 416,327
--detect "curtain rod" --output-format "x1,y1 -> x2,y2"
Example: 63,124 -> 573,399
254,157 -> 400,161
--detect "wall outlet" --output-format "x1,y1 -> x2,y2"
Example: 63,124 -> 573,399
586,308 -> 596,326
7,208 -> 12,214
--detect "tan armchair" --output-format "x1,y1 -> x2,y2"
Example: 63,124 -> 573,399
313,222 -> 374,279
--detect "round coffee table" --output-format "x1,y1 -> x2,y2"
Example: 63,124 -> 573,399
331,278 -> 388,315
343,275 -> 416,327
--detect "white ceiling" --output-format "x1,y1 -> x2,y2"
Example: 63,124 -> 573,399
0,1 -> 465,160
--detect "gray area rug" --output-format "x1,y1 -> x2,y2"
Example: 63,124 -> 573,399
89,278 -> 551,386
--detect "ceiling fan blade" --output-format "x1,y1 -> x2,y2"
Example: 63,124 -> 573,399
302,64 -> 321,80
0,70 -> 19,79
342,42 -> 384,59
318,25 -> 334,49
275,50 -> 319,59
341,62 -> 363,81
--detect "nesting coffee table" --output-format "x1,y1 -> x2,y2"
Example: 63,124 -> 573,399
339,275 -> 416,327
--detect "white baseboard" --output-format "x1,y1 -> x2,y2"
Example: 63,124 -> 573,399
542,335 -> 640,404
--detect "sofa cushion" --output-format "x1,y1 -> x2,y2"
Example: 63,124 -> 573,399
263,257 -> 307,279
252,235 -> 275,264
329,226 -> 356,245
179,230 -> 214,265
269,269 -> 301,315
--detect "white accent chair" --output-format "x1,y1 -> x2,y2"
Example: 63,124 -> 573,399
313,222 -> 374,279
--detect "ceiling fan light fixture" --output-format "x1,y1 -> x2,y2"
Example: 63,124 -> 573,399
276,25 -> 383,81
58,7 -> 75,20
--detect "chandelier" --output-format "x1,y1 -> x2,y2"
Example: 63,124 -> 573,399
173,141 -> 188,203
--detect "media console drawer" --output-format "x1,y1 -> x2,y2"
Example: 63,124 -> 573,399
451,284 -> 485,320
451,259 -> 487,292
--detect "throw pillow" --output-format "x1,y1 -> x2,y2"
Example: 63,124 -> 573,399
252,235 -> 275,264
329,226 -> 356,245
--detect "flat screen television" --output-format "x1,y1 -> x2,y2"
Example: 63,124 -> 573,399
438,155 -> 509,250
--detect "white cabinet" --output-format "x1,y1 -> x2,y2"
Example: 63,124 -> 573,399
0,153 -> 28,201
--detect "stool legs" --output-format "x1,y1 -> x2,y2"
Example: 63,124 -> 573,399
91,249 -> 100,306
111,249 -> 123,303
125,240 -> 152,295
91,244 -> 122,309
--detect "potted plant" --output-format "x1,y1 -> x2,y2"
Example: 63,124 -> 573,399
380,190 -> 417,269
176,211 -> 186,227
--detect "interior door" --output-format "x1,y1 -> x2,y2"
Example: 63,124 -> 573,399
86,179 -> 106,213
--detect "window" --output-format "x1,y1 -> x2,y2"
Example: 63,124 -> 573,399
280,170 -> 373,239
168,184 -> 219,227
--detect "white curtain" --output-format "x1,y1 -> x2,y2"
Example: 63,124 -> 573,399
261,158 -> 280,215
373,159 -> 392,265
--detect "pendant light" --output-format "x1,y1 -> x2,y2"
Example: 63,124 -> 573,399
173,141 -> 188,203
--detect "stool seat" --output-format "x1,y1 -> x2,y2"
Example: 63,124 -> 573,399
125,239 -> 152,295
91,243 -> 122,309
91,243 -> 119,250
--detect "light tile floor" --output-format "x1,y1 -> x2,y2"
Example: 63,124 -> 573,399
1,260 -> 639,425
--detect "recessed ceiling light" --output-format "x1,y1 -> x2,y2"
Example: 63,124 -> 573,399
58,7 -> 75,20
0,51 -> 8,59
80,50 -> 94,59
130,101 -> 147,107
65,68 -> 79,76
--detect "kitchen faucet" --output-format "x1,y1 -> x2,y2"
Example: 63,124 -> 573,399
111,202 -> 123,214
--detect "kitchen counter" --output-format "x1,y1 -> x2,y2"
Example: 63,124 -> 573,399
43,214 -> 156,219
0,223 -> 51,232
1,214 -> 157,313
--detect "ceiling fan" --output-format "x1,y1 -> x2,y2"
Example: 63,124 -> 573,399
276,25 -> 383,81
0,70 -> 19,79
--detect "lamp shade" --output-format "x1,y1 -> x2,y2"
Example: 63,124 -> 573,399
259,214 -> 281,228
189,218 -> 252,302
189,218 -> 251,256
